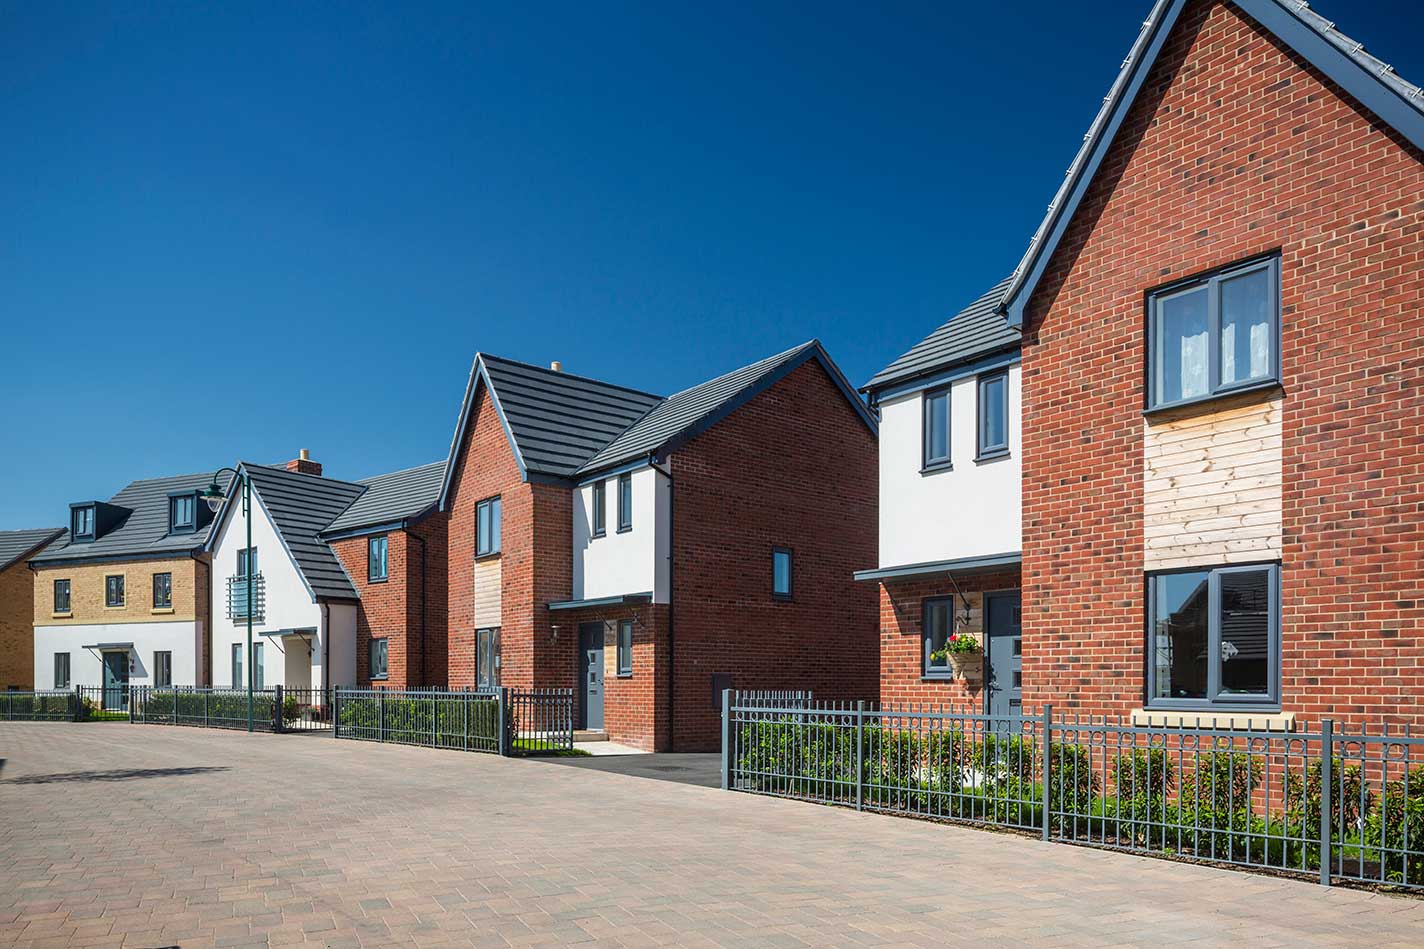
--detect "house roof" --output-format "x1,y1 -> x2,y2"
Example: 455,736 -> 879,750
29,471 -> 231,566
861,277 -> 1020,394
998,0 -> 1424,328
322,460 -> 447,535
238,464 -> 366,601
0,528 -> 64,572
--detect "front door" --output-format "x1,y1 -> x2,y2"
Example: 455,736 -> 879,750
985,591 -> 1023,718
103,650 -> 130,710
579,622 -> 605,730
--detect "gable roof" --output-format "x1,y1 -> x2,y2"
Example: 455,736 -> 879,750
998,0 -> 1424,328
233,464 -> 366,601
29,471 -> 231,566
862,277 -> 1021,394
576,340 -> 876,477
322,460 -> 447,536
0,528 -> 64,572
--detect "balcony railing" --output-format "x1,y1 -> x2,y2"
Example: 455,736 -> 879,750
226,573 -> 266,622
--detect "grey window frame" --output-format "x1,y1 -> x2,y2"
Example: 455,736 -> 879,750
1146,254 -> 1281,412
477,627 -> 501,689
231,643 -> 243,688
592,481 -> 607,538
71,505 -> 95,541
54,652 -> 70,689
772,547 -> 793,600
153,650 -> 172,687
236,546 -> 257,577
169,493 -> 197,534
921,385 -> 952,471
369,637 -> 388,680
105,574 -> 125,608
368,534 -> 389,583
1145,561 -> 1281,711
476,496 -> 502,557
53,578 -> 70,613
976,370 -> 1010,460
922,595 -> 954,679
616,473 -> 633,533
253,641 -> 265,689
616,619 -> 633,676
152,572 -> 172,610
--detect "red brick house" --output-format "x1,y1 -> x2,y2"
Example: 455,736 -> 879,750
437,342 -> 879,750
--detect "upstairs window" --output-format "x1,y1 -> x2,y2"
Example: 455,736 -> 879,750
772,547 -> 793,600
53,579 -> 71,613
592,481 -> 607,537
105,574 -> 125,608
476,497 -> 501,556
71,505 -> 95,541
617,473 -> 633,532
617,619 -> 633,676
368,535 -> 389,582
152,572 -> 172,610
1148,255 -> 1279,410
169,494 -> 196,533
922,386 -> 951,470
236,546 -> 257,577
977,370 -> 1009,459
370,638 -> 388,680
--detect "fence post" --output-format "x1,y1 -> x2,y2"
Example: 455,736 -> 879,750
855,700 -> 865,811
73,685 -> 81,722
128,686 -> 137,724
273,685 -> 284,733
498,688 -> 510,756
332,688 -> 342,739
431,691 -> 437,748
720,689 -> 732,791
462,691 -> 469,752
1041,704 -> 1053,842
1319,719 -> 1333,887
378,688 -> 386,743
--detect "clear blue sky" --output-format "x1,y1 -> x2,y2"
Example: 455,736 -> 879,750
3,1 -> 1421,528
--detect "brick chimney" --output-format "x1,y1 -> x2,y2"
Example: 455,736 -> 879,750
286,448 -> 322,477
550,360 -> 563,372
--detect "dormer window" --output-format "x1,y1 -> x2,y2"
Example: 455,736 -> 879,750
169,493 -> 197,534
71,505 -> 96,542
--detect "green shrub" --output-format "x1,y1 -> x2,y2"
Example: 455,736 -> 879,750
1363,765 -> 1424,886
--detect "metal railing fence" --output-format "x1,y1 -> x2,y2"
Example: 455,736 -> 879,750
507,688 -> 575,754
722,692 -> 1423,892
3,690 -> 76,721
332,686 -> 573,756
132,686 -> 279,731
274,687 -> 334,733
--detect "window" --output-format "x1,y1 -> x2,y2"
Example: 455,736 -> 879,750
105,574 -> 125,607
53,579 -> 70,613
772,547 -> 793,599
617,473 -> 633,532
236,547 -> 257,577
253,642 -> 265,689
368,535 -> 389,582
922,386 -> 951,470
1147,563 -> 1279,708
592,481 -> 607,537
154,651 -> 172,687
72,505 -> 95,540
477,628 -> 501,689
977,371 -> 1009,459
922,597 -> 953,678
1148,255 -> 1279,410
54,653 -> 70,689
231,643 -> 243,688
152,572 -> 172,610
169,494 -> 196,533
369,638 -> 388,680
476,497 -> 502,556
617,619 -> 633,676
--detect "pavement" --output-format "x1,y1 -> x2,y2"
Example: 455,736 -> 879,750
1,722 -> 1422,947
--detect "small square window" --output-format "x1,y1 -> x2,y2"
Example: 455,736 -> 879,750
772,547 -> 793,599
370,638 -> 389,680
54,653 -> 71,689
105,574 -> 125,608
476,497 -> 502,556
154,651 -> 172,688
152,572 -> 172,610
592,481 -> 607,537
368,535 -> 389,582
53,579 -> 71,613
617,473 -> 633,532
922,387 -> 951,470
617,619 -> 633,676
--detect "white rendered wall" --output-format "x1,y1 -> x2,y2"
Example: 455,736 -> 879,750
33,621 -> 200,688
878,364 -> 1022,568
325,602 -> 357,688
572,466 -> 670,603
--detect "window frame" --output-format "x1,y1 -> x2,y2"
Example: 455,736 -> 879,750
369,637 -> 388,680
154,650 -> 172,688
368,534 -> 389,583
152,572 -> 173,610
616,619 -> 633,676
253,641 -> 265,689
592,481 -> 607,538
236,546 -> 257,578
104,574 -> 125,608
168,492 -> 197,534
71,505 -> 96,542
771,547 -> 793,600
476,627 -> 501,689
976,370 -> 1010,460
1145,561 -> 1281,711
476,496 -> 502,557
1146,254 -> 1281,412
54,652 -> 71,689
231,643 -> 243,688
616,473 -> 633,533
922,596 -> 955,680
921,385 -> 952,472
53,578 -> 71,614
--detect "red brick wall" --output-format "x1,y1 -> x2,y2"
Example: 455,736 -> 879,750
549,603 -> 669,751
1020,0 -> 1424,727
669,359 -> 880,750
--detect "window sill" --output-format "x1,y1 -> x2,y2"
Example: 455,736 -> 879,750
922,672 -> 955,682
920,461 -> 953,476
104,605 -> 126,610
591,531 -> 607,540
151,608 -> 175,615
617,672 -> 633,679
616,526 -> 632,535
1143,379 -> 1282,418
1133,708 -> 1293,731
51,612 -> 72,619
368,577 -> 389,585
475,552 -> 501,563
370,675 -> 389,682
772,593 -> 793,602
974,448 -> 1010,464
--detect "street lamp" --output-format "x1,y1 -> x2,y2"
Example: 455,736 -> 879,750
202,467 -> 256,733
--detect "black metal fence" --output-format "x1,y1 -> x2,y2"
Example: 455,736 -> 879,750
722,693 -> 1424,892
332,687 -> 573,756
133,686 -> 279,731
3,691 -> 76,722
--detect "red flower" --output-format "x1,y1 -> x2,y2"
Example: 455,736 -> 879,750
949,634 -> 958,642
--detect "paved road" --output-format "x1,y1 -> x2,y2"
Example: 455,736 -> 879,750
1,723 -> 1421,947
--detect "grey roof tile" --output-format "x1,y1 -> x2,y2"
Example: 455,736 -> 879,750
862,277 -> 1020,393
322,460 -> 447,535
241,464 -> 365,601
0,528 -> 64,572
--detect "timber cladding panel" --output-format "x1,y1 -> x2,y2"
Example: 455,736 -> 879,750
472,558 -> 501,629
1144,394 -> 1283,569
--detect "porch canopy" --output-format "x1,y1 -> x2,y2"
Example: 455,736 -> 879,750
547,592 -> 652,611
852,552 -> 1020,583
81,641 -> 134,650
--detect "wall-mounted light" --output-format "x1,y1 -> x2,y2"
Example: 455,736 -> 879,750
550,624 -> 561,642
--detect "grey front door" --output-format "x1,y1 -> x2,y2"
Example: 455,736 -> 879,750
579,622 -> 605,730
103,651 -> 129,710
985,591 -> 1022,718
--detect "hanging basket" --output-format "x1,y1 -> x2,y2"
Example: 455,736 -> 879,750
948,652 -> 984,680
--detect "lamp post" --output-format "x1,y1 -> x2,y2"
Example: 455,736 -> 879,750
202,467 -> 255,732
